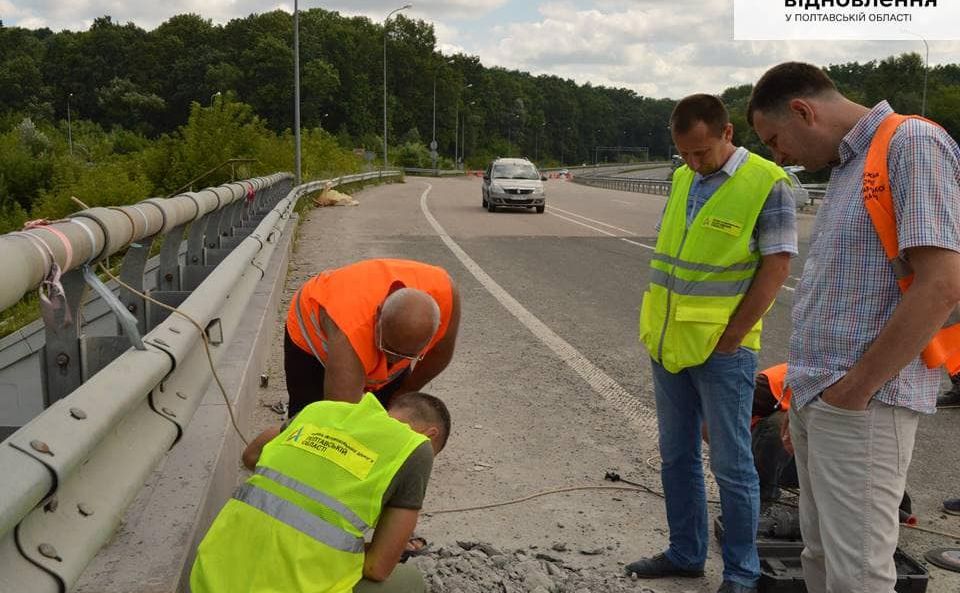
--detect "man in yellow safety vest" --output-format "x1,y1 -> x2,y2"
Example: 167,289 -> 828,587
190,391 -> 451,593
631,93 -> 798,593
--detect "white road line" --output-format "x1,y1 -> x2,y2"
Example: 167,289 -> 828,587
547,210 -> 654,250
419,183 -> 658,436
613,200 -> 632,205
548,205 -> 641,236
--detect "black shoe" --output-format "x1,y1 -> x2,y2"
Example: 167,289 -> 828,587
944,497 -> 960,516
624,552 -> 704,578
717,581 -> 758,593
938,386 -> 960,408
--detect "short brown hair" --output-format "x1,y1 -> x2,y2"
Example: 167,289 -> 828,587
747,62 -> 838,127
671,94 -> 729,137
389,391 -> 451,451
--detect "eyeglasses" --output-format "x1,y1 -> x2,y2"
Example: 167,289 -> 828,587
377,319 -> 425,362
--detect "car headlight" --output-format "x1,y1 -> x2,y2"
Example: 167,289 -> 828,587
532,187 -> 544,195
489,183 -> 505,194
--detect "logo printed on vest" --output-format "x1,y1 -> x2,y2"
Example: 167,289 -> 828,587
702,216 -> 743,237
283,423 -> 379,480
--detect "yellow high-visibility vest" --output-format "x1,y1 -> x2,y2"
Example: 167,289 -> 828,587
190,393 -> 428,593
639,153 -> 787,372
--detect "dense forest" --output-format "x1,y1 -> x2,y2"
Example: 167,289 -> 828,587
3,8 -> 960,234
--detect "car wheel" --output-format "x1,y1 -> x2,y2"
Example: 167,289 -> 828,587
487,201 -> 497,212
536,205 -> 545,213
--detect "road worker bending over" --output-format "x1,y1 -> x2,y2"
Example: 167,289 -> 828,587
190,391 -> 451,593
285,258 -> 461,415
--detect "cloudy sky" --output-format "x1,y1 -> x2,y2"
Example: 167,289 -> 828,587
3,0 -> 958,99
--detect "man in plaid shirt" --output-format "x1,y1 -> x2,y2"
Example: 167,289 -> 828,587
748,62 -> 960,593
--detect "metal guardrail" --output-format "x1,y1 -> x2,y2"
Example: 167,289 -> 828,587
573,175 -> 673,196
0,169 -> 401,593
573,174 -> 827,207
402,167 -> 463,177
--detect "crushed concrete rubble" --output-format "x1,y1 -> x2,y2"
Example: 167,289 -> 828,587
407,541 -> 663,593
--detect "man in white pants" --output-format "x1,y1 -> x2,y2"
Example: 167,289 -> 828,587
748,62 -> 960,592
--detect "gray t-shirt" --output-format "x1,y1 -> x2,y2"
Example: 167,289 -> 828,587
381,441 -> 434,509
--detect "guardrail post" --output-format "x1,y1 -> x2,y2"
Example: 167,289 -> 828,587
40,269 -> 87,407
158,225 -> 187,292
117,241 -> 153,335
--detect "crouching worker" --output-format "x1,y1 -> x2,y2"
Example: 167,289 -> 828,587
190,391 -> 451,593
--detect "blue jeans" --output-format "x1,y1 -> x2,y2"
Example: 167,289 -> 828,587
651,348 -> 760,587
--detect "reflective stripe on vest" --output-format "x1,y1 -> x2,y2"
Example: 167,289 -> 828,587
649,268 -> 755,297
863,113 -> 960,374
254,467 -> 368,532
293,288 -> 328,364
232,483 -> 365,554
651,253 -> 759,274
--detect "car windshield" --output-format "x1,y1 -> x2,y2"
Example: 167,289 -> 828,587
493,162 -> 539,180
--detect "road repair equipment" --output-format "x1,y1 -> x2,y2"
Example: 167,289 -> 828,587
924,548 -> 960,574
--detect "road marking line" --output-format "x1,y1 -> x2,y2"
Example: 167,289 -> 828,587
548,205 -> 641,235
419,183 -> 658,436
547,211 -> 654,251
613,200 -> 632,205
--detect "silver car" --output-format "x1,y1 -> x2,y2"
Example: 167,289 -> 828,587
783,165 -> 810,207
481,158 -> 546,213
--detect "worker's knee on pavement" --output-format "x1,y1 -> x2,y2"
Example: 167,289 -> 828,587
354,564 -> 425,593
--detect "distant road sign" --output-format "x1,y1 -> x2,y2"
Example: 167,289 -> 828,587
429,140 -> 438,150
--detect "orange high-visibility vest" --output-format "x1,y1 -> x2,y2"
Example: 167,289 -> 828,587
286,259 -> 454,390
863,113 -> 960,374
760,363 -> 792,411
750,363 -> 792,429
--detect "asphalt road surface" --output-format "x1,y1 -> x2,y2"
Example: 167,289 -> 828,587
253,175 -> 960,592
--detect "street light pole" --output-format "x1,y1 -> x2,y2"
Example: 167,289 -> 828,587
903,29 -> 929,116
383,4 -> 412,169
462,100 -> 475,170
293,0 -> 302,185
67,93 -> 74,157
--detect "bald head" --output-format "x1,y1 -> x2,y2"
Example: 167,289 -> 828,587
379,288 -> 441,360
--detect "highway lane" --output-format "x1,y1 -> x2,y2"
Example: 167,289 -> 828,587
257,175 -> 959,591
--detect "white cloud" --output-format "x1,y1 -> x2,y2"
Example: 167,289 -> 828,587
3,0 -> 959,99
461,1 -> 960,98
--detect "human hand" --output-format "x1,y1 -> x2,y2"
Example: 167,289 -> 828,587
714,332 -> 741,355
779,412 -> 794,456
820,381 -> 870,411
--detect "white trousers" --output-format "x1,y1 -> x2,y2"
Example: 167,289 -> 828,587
790,397 -> 920,593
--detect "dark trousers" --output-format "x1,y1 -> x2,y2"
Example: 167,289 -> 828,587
752,411 -> 799,502
283,329 -> 408,418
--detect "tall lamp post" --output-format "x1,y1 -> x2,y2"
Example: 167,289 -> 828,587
383,4 -> 412,169
461,100 -> 475,170
454,83 -> 473,167
293,1 -> 302,185
67,93 -> 74,157
903,30 -> 929,116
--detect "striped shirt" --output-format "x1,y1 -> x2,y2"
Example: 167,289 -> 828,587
787,101 -> 960,414
657,147 -> 799,257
